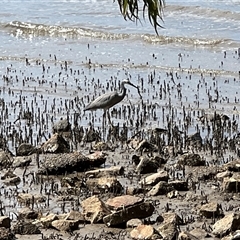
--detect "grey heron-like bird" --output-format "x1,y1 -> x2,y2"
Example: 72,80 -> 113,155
84,79 -> 141,125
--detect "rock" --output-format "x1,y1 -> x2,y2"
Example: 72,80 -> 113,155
60,175 -> 86,190
0,227 -> 14,240
86,151 -> 107,164
132,154 -> 140,165
221,235 -> 233,240
232,230 -> 240,240
223,160 -> 240,172
40,213 -> 58,228
157,212 -> 182,239
158,222 -> 177,240
13,221 -> 41,234
18,208 -> 39,220
81,195 -> 110,224
17,193 -> 46,206
147,181 -> 174,196
86,177 -> 123,193
130,224 -> 159,240
199,202 -> 223,218
53,118 -> 71,133
93,141 -> 111,151
178,153 -> 205,166
216,170 -> 232,180
41,133 -> 70,153
167,190 -> 179,199
223,174 -> 240,192
189,228 -> 209,239
72,126 -> 84,142
212,213 -> 240,237
84,127 -> 101,142
162,212 -> 183,226
0,150 -> 13,170
169,180 -> 188,191
139,170 -> 169,186
38,152 -> 106,175
85,166 -> 124,178
0,216 -> 10,228
64,210 -> 85,223
1,171 -> 21,186
135,139 -> 158,152
136,156 -> 159,174
12,156 -> 32,168
127,138 -> 142,150
103,202 -> 154,227
16,143 -> 36,156
153,155 -> 167,165
186,132 -> 202,148
105,195 -> 143,210
51,219 -> 79,232
126,187 -> 145,195
127,218 -> 143,228
178,231 -> 198,240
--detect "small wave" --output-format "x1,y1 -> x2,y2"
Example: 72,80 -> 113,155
142,34 -> 225,46
166,5 -> 240,22
142,34 -> 230,47
3,21 -> 129,40
1,20 -> 237,49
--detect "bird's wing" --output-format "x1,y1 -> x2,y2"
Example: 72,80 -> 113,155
85,91 -> 118,111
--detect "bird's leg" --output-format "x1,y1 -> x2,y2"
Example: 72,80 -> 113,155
107,110 -> 113,127
102,110 -> 106,127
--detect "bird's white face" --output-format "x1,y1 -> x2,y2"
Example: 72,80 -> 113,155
122,79 -> 130,84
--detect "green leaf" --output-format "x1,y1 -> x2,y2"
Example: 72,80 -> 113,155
116,0 -> 165,34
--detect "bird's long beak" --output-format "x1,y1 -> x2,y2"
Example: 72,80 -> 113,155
128,82 -> 142,99
128,82 -> 138,89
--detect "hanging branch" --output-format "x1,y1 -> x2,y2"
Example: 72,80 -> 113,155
116,0 -> 165,34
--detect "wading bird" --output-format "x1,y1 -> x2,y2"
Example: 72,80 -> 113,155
84,79 -> 141,125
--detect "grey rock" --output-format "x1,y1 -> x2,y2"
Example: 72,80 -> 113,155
86,177 -> 123,194
0,150 -> 13,170
81,195 -> 110,224
147,181 -> 174,196
1,171 -> 21,186
0,216 -> 10,228
130,224 -> 159,240
157,213 -> 182,240
51,219 -> 79,232
178,231 -> 198,240
136,156 -> 159,174
213,213 -> 240,237
126,218 -> 143,228
85,166 -> 124,178
105,195 -> 143,211
13,221 -> 41,235
42,133 -> 70,153
64,210 -> 85,223
199,202 -> 223,218
38,152 -> 106,175
16,143 -> 36,156
18,208 -> 39,220
12,156 -> 32,168
186,132 -> 202,148
0,227 -> 14,240
139,170 -> 169,186
103,202 -> 154,227
178,153 -> 205,166
223,173 -> 240,192
53,118 -> 71,133
40,213 -> 58,228
169,180 -> 188,191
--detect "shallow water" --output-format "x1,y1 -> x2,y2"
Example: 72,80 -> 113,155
0,0 -> 240,153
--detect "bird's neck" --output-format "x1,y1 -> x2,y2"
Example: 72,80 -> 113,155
119,85 -> 126,97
